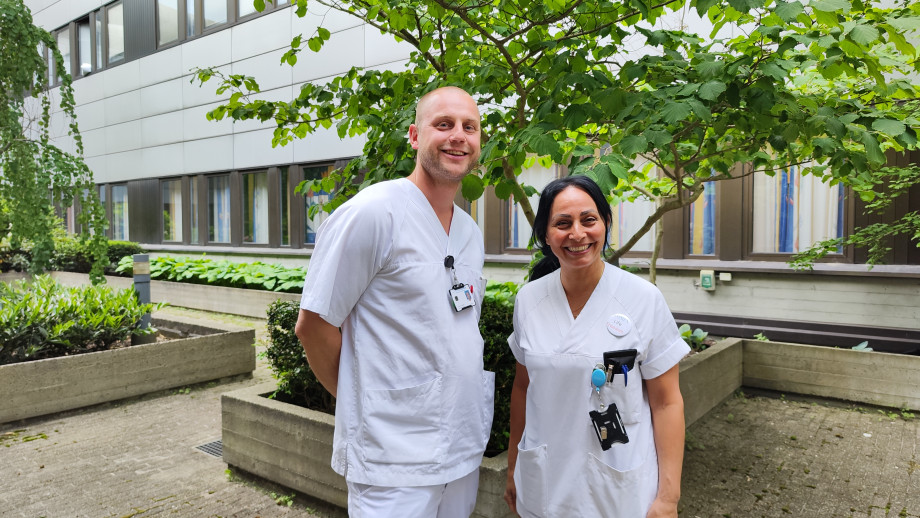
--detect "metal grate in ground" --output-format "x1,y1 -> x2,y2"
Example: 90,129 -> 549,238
195,440 -> 222,458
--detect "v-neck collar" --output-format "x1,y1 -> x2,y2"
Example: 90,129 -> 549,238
399,177 -> 460,246
552,263 -> 611,327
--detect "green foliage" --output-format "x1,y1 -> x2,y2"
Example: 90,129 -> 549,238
116,255 -> 307,292
0,0 -> 108,281
754,332 -> 770,342
679,323 -> 710,352
51,233 -> 144,275
195,0 -> 920,267
263,288 -> 518,454
0,275 -> 161,365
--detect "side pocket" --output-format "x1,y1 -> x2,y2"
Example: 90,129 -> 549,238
362,376 -> 444,466
481,371 -> 496,447
584,452 -> 656,515
513,442 -> 548,516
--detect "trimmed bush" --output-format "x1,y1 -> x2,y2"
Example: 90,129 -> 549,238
0,275 -> 160,365
51,234 -> 145,275
117,255 -> 307,293
263,289 -> 518,455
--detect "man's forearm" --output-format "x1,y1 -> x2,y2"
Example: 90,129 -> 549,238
295,310 -> 342,398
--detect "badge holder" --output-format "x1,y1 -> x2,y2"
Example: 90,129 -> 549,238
589,364 -> 629,450
603,349 -> 638,386
445,255 -> 474,312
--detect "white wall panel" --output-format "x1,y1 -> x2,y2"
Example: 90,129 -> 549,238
231,49 -> 293,93
292,26 -> 363,84
103,61 -> 142,98
104,90 -> 142,125
183,102 -> 234,141
181,65 -> 231,108
184,136 -> 234,173
231,9 -> 291,61
290,3 -> 362,36
72,73 -> 105,105
292,126 -> 364,163
182,29 -> 233,73
228,85 -> 293,134
105,149 -> 144,182
66,0 -> 101,20
140,78 -> 184,118
105,120 -> 142,154
84,155 -> 107,182
140,46 -> 184,87
142,111 -> 185,148
233,128 -> 293,169
364,26 -> 414,68
141,143 -> 184,176
81,127 -> 106,158
75,100 -> 106,132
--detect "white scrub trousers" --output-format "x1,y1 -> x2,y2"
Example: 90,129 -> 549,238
346,467 -> 480,518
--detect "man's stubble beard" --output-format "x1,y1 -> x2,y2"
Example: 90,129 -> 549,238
418,147 -> 479,185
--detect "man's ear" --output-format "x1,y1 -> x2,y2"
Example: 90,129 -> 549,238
408,124 -> 420,150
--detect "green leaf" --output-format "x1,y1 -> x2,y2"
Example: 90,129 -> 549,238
461,174 -> 485,201
660,102 -> 692,124
775,1 -> 804,22
871,118 -> 906,137
811,0 -> 850,13
619,135 -> 648,156
698,81 -> 726,101
695,0 -> 719,16
860,132 -> 885,166
494,181 -> 514,200
847,24 -> 879,46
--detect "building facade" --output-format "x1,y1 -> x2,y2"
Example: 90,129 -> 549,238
28,0 -> 920,351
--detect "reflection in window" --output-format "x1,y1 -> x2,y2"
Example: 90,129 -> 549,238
612,197 -> 654,253
112,185 -> 129,240
95,15 -> 103,70
107,3 -> 125,63
190,178 -> 199,243
506,163 -> 560,249
238,0 -> 257,18
56,28 -> 71,79
208,176 -> 230,243
162,180 -> 182,242
752,165 -> 844,254
186,0 -> 195,36
158,0 -> 180,46
204,0 -> 228,29
303,165 -> 333,244
280,167 -> 290,246
242,172 -> 269,244
688,181 -> 716,255
77,20 -> 91,75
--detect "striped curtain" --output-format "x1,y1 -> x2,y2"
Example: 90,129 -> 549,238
689,181 -> 717,255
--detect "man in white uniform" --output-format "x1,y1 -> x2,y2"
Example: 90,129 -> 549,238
295,86 -> 495,517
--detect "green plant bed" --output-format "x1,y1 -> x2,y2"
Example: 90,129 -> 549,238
117,255 -> 308,293
264,284 -> 518,455
0,275 -> 159,365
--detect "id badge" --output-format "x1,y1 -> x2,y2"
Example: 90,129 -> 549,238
449,284 -> 475,312
589,404 -> 629,450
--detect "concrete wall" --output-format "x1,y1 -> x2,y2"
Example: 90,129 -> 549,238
680,338 -> 743,427
0,319 -> 255,423
742,340 -> 920,411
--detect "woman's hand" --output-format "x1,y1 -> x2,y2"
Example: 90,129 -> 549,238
645,497 -> 678,518
503,475 -> 518,515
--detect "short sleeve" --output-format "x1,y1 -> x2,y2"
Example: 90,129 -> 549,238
300,195 -> 393,327
638,288 -> 690,379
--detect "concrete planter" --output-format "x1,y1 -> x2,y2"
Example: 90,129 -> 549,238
221,341 -> 743,517
0,317 -> 255,424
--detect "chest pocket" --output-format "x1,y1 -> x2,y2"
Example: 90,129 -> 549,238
597,342 -> 645,425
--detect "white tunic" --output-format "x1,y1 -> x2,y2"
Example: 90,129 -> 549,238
300,178 -> 495,487
509,263 -> 689,516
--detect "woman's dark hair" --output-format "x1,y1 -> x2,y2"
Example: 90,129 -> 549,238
529,175 -> 612,281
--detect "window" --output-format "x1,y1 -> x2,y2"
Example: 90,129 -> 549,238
238,0 -> 258,18
752,165 -> 844,254
208,175 -> 231,243
204,0 -> 228,30
506,163 -> 561,249
158,0 -> 180,46
688,181 -> 716,256
162,179 -> 183,242
76,19 -> 92,76
612,198 -> 654,253
107,2 -> 125,64
94,14 -> 103,71
56,28 -> 71,80
280,167 -> 290,246
242,171 -> 269,244
190,178 -> 199,243
303,164 -> 333,245
112,184 -> 129,240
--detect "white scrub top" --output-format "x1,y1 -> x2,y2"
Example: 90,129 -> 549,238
301,178 -> 495,487
508,263 -> 689,516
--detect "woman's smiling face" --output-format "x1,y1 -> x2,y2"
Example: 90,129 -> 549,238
545,186 -> 607,274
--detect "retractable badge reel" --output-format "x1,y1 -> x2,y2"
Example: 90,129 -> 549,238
588,353 -> 636,450
445,255 -> 474,312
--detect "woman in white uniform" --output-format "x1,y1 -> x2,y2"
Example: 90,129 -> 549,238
503,176 -> 689,517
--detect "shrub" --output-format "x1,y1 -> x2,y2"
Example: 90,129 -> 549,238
117,255 -> 307,293
50,231 -> 144,275
0,275 -> 160,365
263,287 -> 518,455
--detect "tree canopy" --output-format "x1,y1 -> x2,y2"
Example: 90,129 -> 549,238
197,0 -> 920,267
0,0 -> 107,280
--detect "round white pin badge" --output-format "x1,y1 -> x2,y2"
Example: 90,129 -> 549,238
606,314 -> 632,337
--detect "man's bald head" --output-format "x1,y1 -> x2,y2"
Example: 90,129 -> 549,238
414,86 -> 479,126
